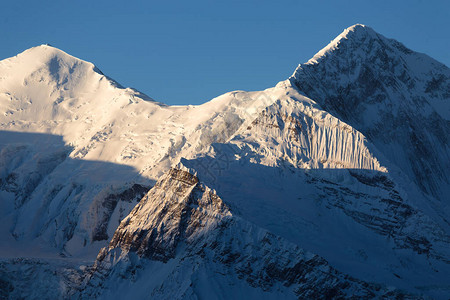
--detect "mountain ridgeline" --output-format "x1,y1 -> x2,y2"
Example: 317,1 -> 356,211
0,24 -> 449,299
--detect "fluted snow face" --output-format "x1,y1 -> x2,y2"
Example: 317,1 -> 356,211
231,82 -> 386,171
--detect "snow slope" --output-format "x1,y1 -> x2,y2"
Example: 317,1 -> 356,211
0,45 -> 277,256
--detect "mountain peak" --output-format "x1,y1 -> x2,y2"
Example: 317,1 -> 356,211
304,24 -> 379,65
342,24 -> 378,40
345,23 -> 371,32
16,44 -> 86,65
4,44 -> 100,81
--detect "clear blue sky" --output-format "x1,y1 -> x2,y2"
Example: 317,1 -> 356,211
2,0 -> 449,105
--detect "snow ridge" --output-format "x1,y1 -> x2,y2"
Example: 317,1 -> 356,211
305,24 -> 377,65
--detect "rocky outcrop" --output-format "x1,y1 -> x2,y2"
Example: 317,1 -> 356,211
0,258 -> 83,299
91,184 -> 150,242
82,168 -> 416,299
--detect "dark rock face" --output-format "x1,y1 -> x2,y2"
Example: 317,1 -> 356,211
0,258 -> 83,299
91,184 -> 149,242
104,168 -> 216,262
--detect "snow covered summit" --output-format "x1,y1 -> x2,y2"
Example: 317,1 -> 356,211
304,24 -> 378,65
292,23 -> 450,207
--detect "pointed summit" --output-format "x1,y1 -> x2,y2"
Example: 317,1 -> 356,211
289,23 -> 445,89
304,24 -> 380,65
343,24 -> 376,36
10,44 -> 101,76
290,23 -> 450,202
337,24 -> 380,44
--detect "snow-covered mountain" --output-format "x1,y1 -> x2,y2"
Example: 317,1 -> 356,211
1,24 -> 449,299
291,24 -> 450,217
0,45 -> 276,257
